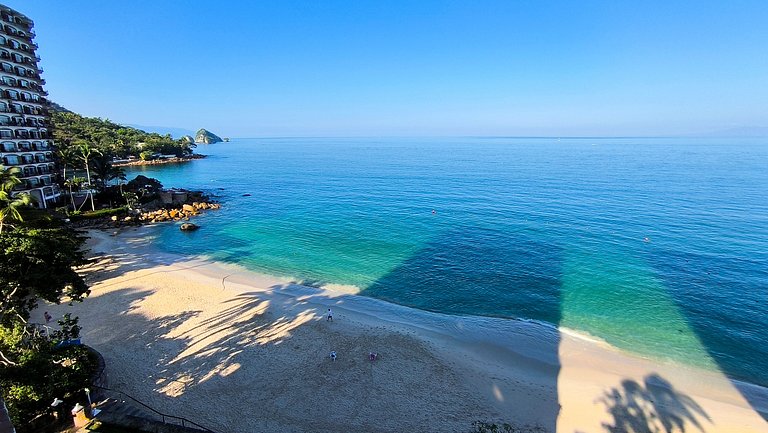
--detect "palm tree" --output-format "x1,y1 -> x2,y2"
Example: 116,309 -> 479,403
63,176 -> 85,211
56,147 -> 77,184
91,153 -> 125,191
0,166 -> 35,235
75,142 -> 101,211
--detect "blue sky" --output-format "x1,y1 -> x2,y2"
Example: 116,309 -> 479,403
6,0 -> 768,137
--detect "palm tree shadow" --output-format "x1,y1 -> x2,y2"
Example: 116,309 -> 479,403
599,373 -> 711,433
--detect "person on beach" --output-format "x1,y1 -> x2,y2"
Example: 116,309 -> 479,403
330,351 -> 337,361
44,311 -> 52,324
326,308 -> 333,322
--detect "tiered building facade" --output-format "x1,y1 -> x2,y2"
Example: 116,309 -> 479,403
0,5 -> 58,208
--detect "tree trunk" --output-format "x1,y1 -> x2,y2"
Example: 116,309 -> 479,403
85,161 -> 95,212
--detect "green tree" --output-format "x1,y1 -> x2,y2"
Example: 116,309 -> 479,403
0,167 -> 35,235
0,207 -> 91,429
91,153 -> 126,191
63,176 -> 85,211
0,226 -> 89,328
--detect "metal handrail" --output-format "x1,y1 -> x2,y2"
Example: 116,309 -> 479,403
90,384 -> 217,433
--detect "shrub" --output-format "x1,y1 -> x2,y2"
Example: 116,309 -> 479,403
68,207 -> 127,221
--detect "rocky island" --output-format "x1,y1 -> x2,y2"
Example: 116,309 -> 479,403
195,128 -> 224,144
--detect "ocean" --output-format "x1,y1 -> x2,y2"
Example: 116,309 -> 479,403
124,137 -> 768,388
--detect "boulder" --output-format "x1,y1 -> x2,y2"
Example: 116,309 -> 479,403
169,209 -> 179,218
182,204 -> 195,213
180,223 -> 199,231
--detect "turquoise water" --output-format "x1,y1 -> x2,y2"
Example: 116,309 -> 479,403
125,137 -> 768,387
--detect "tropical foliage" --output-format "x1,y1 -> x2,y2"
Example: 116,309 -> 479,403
0,167 -> 35,235
0,167 -> 93,428
51,112 -> 196,160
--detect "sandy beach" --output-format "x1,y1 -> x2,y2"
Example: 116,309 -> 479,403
41,227 -> 767,433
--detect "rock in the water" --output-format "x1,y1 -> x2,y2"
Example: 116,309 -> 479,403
182,204 -> 195,213
195,128 -> 223,144
180,223 -> 199,231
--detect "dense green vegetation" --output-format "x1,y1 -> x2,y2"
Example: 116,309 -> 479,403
51,111 -> 196,160
49,110 -> 190,212
0,166 -> 95,429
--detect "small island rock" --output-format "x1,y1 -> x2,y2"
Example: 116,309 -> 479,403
195,128 -> 223,144
180,223 -> 200,231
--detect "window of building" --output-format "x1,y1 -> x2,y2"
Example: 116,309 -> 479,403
7,89 -> 18,100
0,115 -> 9,126
20,153 -> 33,164
18,141 -> 31,150
0,63 -> 11,73
3,154 -> 20,165
1,141 -> 15,151
0,128 -> 11,138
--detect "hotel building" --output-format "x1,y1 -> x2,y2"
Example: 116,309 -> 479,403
0,4 -> 59,208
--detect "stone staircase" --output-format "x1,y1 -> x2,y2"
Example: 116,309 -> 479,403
87,396 -> 212,433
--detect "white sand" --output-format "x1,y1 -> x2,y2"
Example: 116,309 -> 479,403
42,227 -> 767,433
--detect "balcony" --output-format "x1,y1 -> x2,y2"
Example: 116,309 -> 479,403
1,15 -> 31,31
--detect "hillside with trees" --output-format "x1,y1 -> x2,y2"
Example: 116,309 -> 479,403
51,112 -> 196,161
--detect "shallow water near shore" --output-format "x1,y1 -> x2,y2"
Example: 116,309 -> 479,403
124,137 -> 768,388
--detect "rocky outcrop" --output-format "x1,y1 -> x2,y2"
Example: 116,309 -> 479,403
180,223 -> 199,231
181,135 -> 195,144
139,201 -> 221,224
69,198 -> 221,230
194,129 -> 223,144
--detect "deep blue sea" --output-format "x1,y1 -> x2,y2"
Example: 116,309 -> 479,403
125,137 -> 768,388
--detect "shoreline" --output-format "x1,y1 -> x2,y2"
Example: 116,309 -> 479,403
43,226 -> 767,432
112,154 -> 206,167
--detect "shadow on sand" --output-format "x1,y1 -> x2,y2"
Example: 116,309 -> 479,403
597,374 -> 711,433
